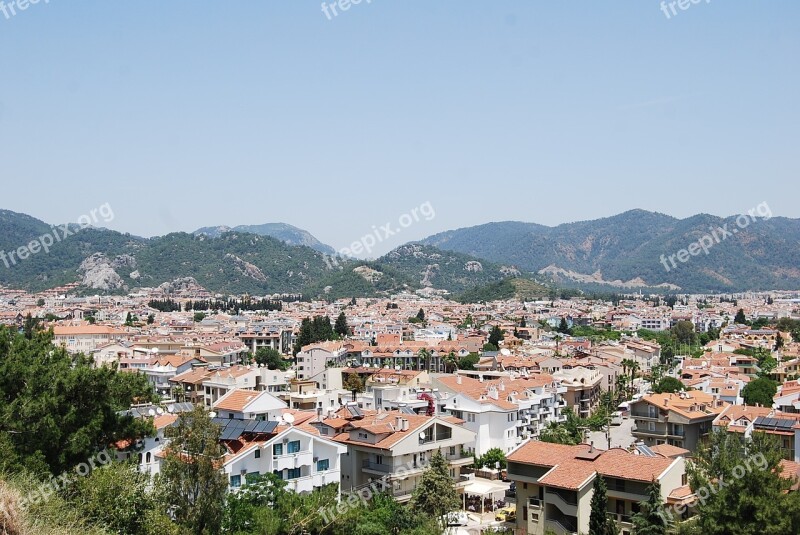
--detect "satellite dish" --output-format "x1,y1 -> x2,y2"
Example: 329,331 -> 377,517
419,432 -> 426,440
167,404 -> 175,413
501,348 -> 511,356
156,408 -> 164,415
283,413 -> 296,425
209,412 -> 217,419
148,409 -> 156,416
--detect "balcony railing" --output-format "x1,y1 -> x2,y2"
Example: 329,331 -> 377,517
362,460 -> 393,473
549,514 -> 578,533
607,512 -> 633,524
546,488 -> 578,506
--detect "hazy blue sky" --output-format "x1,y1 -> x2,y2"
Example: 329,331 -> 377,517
1,1 -> 798,257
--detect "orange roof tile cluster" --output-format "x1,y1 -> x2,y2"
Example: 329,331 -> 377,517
509,442 -> 676,491
638,391 -> 728,421
214,389 -> 261,411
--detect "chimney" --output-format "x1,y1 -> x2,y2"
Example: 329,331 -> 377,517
396,416 -> 404,431
589,441 -> 594,453
456,375 -> 462,385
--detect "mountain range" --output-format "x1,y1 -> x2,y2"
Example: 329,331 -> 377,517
421,209 -> 800,293
1,208 -> 798,298
0,210 -> 520,299
193,223 -> 335,254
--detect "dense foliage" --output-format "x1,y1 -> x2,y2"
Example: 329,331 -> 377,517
0,326 -> 156,476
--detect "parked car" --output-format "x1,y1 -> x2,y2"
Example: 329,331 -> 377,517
505,481 -> 516,499
610,411 -> 623,426
495,505 -> 516,523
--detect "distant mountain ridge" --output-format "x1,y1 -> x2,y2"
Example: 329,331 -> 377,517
0,209 -> 515,297
421,209 -> 800,293
194,223 -> 335,254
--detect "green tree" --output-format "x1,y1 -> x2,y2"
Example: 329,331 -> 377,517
557,317 -> 570,334
147,313 -> 155,325
686,430 -> 800,535
457,352 -> 480,370
125,312 -> 133,326
653,376 -> 685,394
193,312 -> 206,322
774,332 -> 784,351
66,461 -> 175,535
416,308 -> 426,322
589,473 -> 616,535
741,377 -> 777,406
343,373 -> 365,394
334,311 -> 349,337
734,309 -> 747,325
672,321 -> 696,346
160,405 -> 228,534
0,326 -> 155,475
631,479 -> 667,535
222,472 -> 287,533
540,408 -> 583,445
478,448 -> 507,470
254,347 -> 289,370
411,450 -> 460,528
443,351 -> 459,373
488,326 -> 504,348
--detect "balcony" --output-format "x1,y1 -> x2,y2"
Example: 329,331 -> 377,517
362,460 -> 393,474
547,514 -> 578,534
607,512 -> 633,525
528,496 -> 542,508
273,451 -> 313,472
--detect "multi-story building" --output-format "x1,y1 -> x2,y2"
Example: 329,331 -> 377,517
630,391 -> 728,450
222,424 -> 347,495
53,325 -> 128,353
507,441 -> 686,535
434,375 -> 567,454
553,367 -> 603,418
212,389 -> 287,421
295,341 -> 349,381
328,410 -> 476,502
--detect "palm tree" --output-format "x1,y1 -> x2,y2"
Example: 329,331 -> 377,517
621,359 -> 634,400
418,348 -> 431,372
554,334 -> 563,355
629,361 -> 641,398
443,351 -> 458,373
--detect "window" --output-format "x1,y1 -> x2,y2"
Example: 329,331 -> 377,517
317,459 -> 330,471
287,440 -> 301,453
245,472 -> 260,485
287,468 -> 301,479
273,443 -> 283,456
449,447 -> 456,456
255,449 -> 261,459
273,470 -> 283,480
146,452 -> 151,463
230,475 -> 241,488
